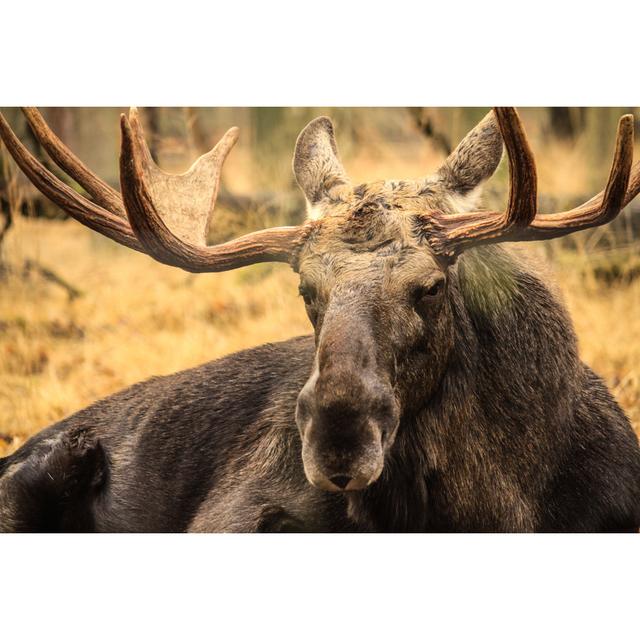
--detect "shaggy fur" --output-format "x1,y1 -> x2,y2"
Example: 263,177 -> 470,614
1,111 -> 639,532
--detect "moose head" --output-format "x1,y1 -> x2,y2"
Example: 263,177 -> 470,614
1,107 -> 638,493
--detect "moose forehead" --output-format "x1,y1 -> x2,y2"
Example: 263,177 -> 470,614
298,180 -> 448,281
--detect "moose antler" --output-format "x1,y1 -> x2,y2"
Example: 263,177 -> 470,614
0,108 -> 307,272
3,107 -> 638,267
423,107 -> 640,257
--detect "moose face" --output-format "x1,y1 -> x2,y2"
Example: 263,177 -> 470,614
293,115 -> 504,492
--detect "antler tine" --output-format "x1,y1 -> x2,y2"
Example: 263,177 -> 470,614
494,107 -> 538,228
21,108 -> 126,216
625,159 -> 640,208
427,108 -> 637,256
0,107 -> 307,273
126,107 -> 239,246
521,114 -> 635,240
427,107 -> 538,255
119,112 -> 305,273
0,111 -> 141,251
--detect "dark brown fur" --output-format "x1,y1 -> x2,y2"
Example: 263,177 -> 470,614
1,112 -> 639,532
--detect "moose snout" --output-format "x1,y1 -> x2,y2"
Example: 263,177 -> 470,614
295,366 -> 399,493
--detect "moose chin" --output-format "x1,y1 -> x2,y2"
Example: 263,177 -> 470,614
0,106 -> 639,533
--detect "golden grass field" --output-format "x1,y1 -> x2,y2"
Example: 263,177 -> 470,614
0,216 -> 638,458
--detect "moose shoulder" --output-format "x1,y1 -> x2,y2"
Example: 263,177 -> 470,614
1,107 -> 639,532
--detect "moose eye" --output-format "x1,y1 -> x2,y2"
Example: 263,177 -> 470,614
414,278 -> 445,305
298,284 -> 316,306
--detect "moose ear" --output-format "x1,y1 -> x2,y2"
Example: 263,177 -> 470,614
436,110 -> 504,196
293,117 -> 351,213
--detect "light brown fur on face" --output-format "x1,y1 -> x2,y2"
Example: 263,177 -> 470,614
290,109 -> 506,331
291,112 -> 505,492
297,182 -> 449,332
292,111 -> 505,292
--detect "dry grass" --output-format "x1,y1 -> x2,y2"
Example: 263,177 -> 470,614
0,218 -> 308,456
551,247 -> 640,434
0,217 -> 638,458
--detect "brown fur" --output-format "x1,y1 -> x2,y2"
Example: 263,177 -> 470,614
1,111 -> 639,532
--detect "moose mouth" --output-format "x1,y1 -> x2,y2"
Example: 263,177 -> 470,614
300,434 -> 386,493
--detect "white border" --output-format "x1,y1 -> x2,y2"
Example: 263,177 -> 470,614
3,0 -> 639,105
1,534 -> 638,639
2,1 -> 639,637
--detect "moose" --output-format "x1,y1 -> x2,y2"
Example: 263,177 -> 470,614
0,107 -> 639,532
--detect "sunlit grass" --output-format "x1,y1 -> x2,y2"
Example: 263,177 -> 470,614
0,218 -> 309,455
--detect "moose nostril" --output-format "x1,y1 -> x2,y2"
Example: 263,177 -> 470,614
330,475 -> 352,490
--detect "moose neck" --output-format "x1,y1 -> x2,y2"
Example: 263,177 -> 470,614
343,246 -> 583,532
344,312 -> 477,532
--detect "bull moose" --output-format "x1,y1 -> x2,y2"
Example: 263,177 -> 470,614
0,106 -> 639,532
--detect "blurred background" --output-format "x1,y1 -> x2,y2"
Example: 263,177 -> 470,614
0,106 -> 639,456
